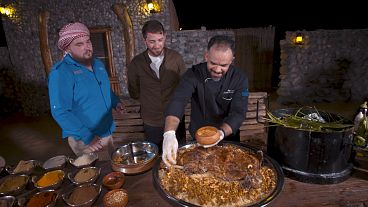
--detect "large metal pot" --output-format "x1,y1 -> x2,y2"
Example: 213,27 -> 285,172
267,108 -> 354,184
152,141 -> 284,207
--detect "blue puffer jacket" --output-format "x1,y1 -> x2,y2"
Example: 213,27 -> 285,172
48,54 -> 119,144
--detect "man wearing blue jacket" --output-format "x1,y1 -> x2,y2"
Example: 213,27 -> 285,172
162,35 -> 249,167
48,22 -> 123,160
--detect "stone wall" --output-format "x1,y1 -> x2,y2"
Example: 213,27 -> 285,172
0,0 -> 233,116
277,29 -> 368,104
0,47 -> 11,69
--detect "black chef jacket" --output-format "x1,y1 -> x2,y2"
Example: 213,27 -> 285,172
165,62 -> 249,139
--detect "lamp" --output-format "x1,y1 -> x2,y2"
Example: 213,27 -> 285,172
145,0 -> 161,13
0,5 -> 15,17
294,33 -> 304,45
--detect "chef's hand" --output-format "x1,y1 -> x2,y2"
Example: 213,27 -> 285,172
202,129 -> 225,148
162,130 -> 178,167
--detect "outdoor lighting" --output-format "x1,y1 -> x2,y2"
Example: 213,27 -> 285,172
145,0 -> 161,13
0,5 -> 15,17
294,33 -> 304,45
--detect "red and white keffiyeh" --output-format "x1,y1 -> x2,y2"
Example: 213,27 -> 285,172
57,22 -> 90,51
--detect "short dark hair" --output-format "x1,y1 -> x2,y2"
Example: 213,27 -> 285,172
142,20 -> 165,39
207,35 -> 235,55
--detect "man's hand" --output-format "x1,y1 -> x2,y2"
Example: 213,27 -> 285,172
115,102 -> 125,113
86,136 -> 103,152
201,129 -> 224,148
162,130 -> 178,167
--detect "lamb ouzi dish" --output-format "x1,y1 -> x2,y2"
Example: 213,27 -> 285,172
159,144 -> 277,207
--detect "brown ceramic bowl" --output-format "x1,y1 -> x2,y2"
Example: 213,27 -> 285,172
102,171 -> 125,190
103,189 -> 128,207
195,126 -> 220,145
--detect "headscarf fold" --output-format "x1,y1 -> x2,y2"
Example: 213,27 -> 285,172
57,22 -> 90,51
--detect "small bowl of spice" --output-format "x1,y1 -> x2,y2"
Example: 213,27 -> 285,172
0,174 -> 29,196
62,183 -> 101,207
33,169 -> 65,191
22,189 -> 58,207
6,160 -> 41,175
103,189 -> 128,207
69,153 -> 98,168
102,171 -> 125,190
68,166 -> 101,185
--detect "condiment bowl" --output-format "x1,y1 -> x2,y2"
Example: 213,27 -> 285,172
68,153 -> 98,168
0,195 -> 16,207
0,174 -> 29,196
42,155 -> 67,171
33,169 -> 65,191
68,166 -> 101,185
20,189 -> 58,207
102,171 -> 125,190
62,183 -> 101,207
195,126 -> 221,145
103,189 -> 128,207
6,160 -> 41,175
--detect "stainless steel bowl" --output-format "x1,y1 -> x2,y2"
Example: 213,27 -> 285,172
67,166 -> 101,185
68,153 -> 98,168
19,189 -> 58,207
0,195 -> 16,207
152,141 -> 285,207
0,174 -> 29,196
0,156 -> 5,173
62,183 -> 101,207
6,160 -> 41,175
43,155 -> 67,171
33,169 -> 65,191
111,141 -> 158,174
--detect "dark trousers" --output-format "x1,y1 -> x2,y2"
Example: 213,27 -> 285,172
144,118 -> 186,152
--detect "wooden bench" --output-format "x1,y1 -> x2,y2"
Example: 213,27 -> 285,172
112,92 -> 268,147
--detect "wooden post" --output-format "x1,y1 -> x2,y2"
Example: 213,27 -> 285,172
112,3 -> 135,86
38,10 -> 53,75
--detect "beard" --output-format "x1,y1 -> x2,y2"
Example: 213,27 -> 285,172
149,48 -> 164,57
210,70 -> 223,81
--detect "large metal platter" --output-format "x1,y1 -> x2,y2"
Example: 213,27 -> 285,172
152,141 -> 284,207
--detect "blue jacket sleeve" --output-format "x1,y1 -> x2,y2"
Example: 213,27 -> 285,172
48,68 -> 94,142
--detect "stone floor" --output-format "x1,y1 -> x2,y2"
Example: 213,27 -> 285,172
0,92 -> 363,166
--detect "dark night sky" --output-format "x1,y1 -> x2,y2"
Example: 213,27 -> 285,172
172,1 -> 368,31
1,2 -> 367,47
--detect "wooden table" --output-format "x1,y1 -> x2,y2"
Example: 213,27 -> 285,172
9,161 -> 368,207
52,161 -> 172,207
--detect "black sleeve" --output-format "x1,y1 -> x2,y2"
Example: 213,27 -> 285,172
164,69 -> 197,120
223,74 -> 249,133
